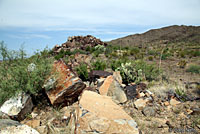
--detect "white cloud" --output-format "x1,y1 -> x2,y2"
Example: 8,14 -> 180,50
7,33 -> 51,39
0,0 -> 199,30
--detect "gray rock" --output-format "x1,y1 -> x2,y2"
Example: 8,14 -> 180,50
0,119 -> 39,134
142,106 -> 156,116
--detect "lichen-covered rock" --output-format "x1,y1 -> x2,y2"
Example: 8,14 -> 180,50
44,60 -> 85,106
0,93 -> 33,121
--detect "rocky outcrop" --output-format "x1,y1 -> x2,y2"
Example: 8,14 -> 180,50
53,35 -> 107,54
0,93 -> 33,121
44,60 -> 86,106
77,91 -> 139,134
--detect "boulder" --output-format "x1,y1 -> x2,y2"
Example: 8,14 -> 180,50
0,93 -> 33,121
99,75 -> 127,103
0,119 -> 39,134
77,91 -> 139,134
44,60 -> 86,106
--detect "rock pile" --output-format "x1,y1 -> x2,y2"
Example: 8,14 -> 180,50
52,35 -> 107,53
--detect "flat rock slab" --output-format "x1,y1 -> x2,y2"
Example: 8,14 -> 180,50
0,119 -> 39,134
77,91 -> 139,134
45,60 -> 85,106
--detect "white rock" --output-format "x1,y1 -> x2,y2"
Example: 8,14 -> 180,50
0,92 -> 33,120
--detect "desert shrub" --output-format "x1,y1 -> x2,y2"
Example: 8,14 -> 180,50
129,47 -> 140,55
161,53 -> 171,60
75,63 -> 89,81
0,42 -> 53,105
133,60 -> 161,81
148,56 -> 153,61
190,50 -> 200,57
186,65 -> 200,74
177,60 -> 187,68
92,59 -> 106,71
148,49 -> 159,56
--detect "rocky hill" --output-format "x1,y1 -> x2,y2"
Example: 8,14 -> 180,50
108,25 -> 200,47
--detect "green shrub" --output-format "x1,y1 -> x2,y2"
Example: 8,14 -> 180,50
190,50 -> 200,57
92,59 -> 106,71
186,65 -> 200,74
75,63 -> 89,81
148,50 -> 157,56
133,60 -> 161,81
148,56 -> 153,61
0,42 -> 53,105
161,53 -> 171,60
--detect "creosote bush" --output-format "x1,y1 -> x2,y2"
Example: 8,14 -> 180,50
0,42 -> 53,105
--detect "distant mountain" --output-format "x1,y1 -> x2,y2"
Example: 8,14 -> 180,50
108,25 -> 200,47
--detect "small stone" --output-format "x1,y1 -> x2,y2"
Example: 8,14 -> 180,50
134,99 -> 148,110
139,92 -> 145,97
186,109 -> 193,114
170,98 -> 181,106
142,106 -> 156,116
164,101 -> 169,106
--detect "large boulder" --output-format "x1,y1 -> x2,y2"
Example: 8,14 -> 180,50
44,60 -> 86,106
0,119 -> 39,134
77,91 -> 139,134
0,93 -> 33,121
99,75 -> 127,103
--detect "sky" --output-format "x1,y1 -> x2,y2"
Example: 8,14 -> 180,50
0,0 -> 200,55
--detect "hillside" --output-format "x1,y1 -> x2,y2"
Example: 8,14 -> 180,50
108,25 -> 200,47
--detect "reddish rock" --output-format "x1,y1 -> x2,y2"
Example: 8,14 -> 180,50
44,60 -> 85,106
77,91 -> 139,134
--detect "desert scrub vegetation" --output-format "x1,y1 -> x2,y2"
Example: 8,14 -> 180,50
113,58 -> 161,84
92,59 -> 107,71
186,65 -> 200,74
0,42 -> 53,105
75,63 -> 89,81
